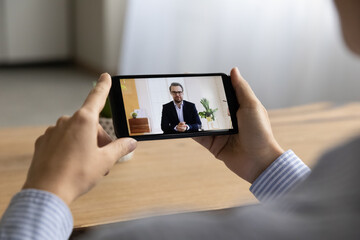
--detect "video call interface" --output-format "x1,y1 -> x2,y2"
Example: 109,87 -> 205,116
120,76 -> 233,136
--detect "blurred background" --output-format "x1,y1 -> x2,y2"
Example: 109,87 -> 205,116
1,0 -> 360,127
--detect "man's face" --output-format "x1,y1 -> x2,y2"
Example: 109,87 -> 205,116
170,86 -> 183,104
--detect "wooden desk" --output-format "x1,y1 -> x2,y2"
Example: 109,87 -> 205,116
0,102 -> 359,228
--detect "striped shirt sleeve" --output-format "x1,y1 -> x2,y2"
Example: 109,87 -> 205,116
0,189 -> 73,240
250,150 -> 311,202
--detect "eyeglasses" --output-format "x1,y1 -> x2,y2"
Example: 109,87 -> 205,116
171,91 -> 183,95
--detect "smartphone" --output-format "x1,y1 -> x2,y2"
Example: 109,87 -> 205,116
109,73 -> 239,141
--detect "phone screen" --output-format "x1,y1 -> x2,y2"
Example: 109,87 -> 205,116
120,75 -> 234,136
110,73 -> 238,140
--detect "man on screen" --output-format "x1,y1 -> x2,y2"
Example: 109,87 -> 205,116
161,82 -> 202,134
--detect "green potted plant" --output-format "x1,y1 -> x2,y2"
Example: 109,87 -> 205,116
198,98 -> 218,130
199,98 -> 218,121
131,112 -> 138,119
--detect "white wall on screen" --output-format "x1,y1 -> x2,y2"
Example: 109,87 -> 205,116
215,79 -> 232,128
142,78 -> 173,133
184,77 -> 228,130
135,79 -> 153,130
135,77 -> 230,133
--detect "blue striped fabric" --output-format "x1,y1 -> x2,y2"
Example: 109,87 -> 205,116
0,189 -> 73,240
250,150 -> 311,202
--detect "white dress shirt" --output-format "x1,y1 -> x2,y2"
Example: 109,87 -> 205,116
173,101 -> 190,131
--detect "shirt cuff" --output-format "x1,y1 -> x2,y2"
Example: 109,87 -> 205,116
250,150 -> 311,202
0,189 -> 73,240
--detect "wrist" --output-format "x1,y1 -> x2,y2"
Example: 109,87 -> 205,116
249,144 -> 285,183
23,181 -> 74,206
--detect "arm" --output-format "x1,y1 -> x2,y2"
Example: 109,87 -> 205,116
0,73 -> 137,239
250,150 -> 311,201
187,104 -> 202,131
161,105 -> 175,133
0,189 -> 73,240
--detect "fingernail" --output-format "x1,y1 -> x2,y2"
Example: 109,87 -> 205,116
128,138 -> 137,152
99,73 -> 109,81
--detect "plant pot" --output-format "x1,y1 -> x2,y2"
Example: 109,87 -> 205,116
99,117 -> 134,163
206,116 -> 214,129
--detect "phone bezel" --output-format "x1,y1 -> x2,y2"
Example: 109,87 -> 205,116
109,73 -> 239,141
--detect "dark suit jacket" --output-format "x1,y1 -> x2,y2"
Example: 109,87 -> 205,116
161,100 -> 201,134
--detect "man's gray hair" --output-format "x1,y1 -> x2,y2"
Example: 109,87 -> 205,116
169,82 -> 184,92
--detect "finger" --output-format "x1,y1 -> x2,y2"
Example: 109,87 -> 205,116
103,138 -> 137,166
56,115 -> 70,127
82,73 -> 111,115
207,135 -> 230,158
35,135 -> 45,149
230,67 -> 259,107
44,126 -> 55,136
97,124 -> 112,148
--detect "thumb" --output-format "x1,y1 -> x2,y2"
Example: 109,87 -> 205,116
103,138 -> 137,164
230,67 -> 259,108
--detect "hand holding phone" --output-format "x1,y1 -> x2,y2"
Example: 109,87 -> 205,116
194,68 -> 284,184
